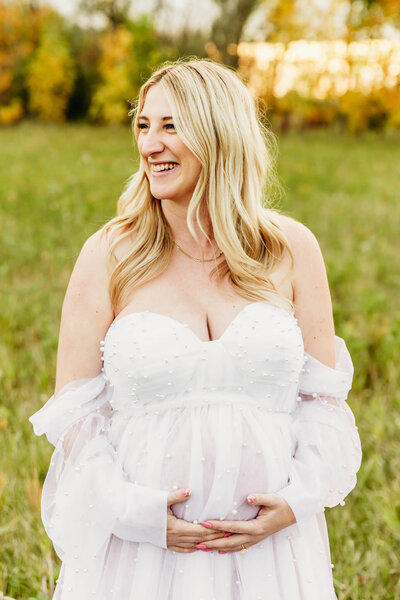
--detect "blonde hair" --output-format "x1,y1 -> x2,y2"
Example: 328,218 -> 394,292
103,58 -> 293,314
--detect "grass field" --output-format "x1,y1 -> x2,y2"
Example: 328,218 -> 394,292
0,123 -> 399,599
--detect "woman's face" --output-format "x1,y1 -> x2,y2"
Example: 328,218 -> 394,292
137,84 -> 202,205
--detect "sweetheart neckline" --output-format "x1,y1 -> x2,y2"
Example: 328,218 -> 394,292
104,301 -> 300,345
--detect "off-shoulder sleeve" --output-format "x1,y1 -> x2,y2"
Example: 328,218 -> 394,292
29,374 -> 169,560
276,336 -> 362,524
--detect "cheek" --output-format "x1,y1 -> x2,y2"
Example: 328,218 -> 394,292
191,160 -> 202,183
138,147 -> 148,172
137,136 -> 146,157
137,145 -> 144,159
182,160 -> 201,186
182,150 -> 202,179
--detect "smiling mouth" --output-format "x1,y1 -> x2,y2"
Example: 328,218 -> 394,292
150,162 -> 179,173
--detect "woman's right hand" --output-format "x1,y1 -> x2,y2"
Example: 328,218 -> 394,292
166,489 -> 227,553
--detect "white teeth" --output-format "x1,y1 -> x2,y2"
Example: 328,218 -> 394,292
151,162 -> 177,172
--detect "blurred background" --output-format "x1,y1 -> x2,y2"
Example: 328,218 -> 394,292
1,0 -> 400,129
0,1 -> 399,599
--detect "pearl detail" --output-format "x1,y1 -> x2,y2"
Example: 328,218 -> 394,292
46,303 -> 360,593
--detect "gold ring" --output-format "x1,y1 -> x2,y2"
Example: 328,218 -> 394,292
240,544 -> 248,552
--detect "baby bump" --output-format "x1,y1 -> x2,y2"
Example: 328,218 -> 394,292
110,404 -> 294,523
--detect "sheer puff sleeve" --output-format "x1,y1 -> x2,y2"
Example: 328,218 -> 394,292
276,336 -> 362,524
29,374 -> 169,561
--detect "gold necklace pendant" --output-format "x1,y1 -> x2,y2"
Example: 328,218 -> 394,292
174,240 -> 224,263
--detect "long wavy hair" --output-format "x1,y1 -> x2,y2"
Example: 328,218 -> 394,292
103,58 -> 293,314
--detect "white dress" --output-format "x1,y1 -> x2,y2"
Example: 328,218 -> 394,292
30,301 -> 362,600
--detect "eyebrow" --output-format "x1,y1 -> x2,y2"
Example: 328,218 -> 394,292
137,115 -> 173,121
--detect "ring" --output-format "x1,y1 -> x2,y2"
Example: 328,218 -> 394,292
240,544 -> 248,553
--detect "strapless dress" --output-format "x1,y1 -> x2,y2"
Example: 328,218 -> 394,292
30,301 -> 362,600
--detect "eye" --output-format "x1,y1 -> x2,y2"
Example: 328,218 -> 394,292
137,122 -> 148,130
165,123 -> 175,130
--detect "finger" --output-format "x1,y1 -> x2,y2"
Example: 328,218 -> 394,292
167,540 -> 198,548
200,519 -> 258,534
167,488 -> 191,506
178,533 -> 227,543
218,540 -> 258,554
247,493 -> 275,506
201,532 -> 228,542
181,531 -> 227,544
171,520 -> 226,538
196,534 -> 254,551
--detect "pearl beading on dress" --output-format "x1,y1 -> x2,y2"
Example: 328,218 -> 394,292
28,301 -> 362,600
101,304 -> 305,416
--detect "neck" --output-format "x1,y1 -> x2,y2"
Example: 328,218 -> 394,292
160,198 -> 214,248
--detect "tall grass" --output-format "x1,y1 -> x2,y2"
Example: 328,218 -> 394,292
0,123 -> 399,599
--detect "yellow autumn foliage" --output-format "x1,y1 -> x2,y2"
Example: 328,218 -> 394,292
27,26 -> 75,122
89,25 -> 133,124
0,2 -> 58,123
0,99 -> 23,125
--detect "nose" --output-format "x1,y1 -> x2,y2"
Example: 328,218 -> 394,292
140,126 -> 165,157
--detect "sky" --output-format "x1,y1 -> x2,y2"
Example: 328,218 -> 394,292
40,0 -> 218,31
40,0 -> 400,40
40,0 -> 349,40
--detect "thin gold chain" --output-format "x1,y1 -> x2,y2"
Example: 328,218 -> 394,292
173,240 -> 224,263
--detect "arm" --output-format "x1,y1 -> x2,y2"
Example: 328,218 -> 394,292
54,228 -> 114,393
30,229 -> 169,558
275,218 -> 362,522
289,217 -> 336,367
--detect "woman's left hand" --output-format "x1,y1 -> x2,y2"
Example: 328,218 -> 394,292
196,493 -> 296,554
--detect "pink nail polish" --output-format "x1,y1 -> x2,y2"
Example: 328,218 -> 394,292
247,495 -> 256,504
201,521 -> 213,529
182,488 -> 191,497
196,544 -> 209,550
223,533 -> 232,538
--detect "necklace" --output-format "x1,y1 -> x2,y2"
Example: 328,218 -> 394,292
174,240 -> 224,263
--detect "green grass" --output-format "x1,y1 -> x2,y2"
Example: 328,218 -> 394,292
0,123 -> 399,599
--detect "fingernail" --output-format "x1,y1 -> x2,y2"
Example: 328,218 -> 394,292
223,533 -> 232,538
200,521 -> 213,529
196,544 -> 209,550
247,495 -> 256,504
182,488 -> 191,497
219,551 -> 227,554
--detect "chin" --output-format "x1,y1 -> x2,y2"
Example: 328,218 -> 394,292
150,187 -> 179,202
150,189 -> 172,201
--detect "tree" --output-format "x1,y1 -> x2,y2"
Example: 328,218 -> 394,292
0,1 -> 63,123
89,16 -> 173,123
347,0 -> 400,37
27,18 -> 75,122
78,0 -> 132,29
210,0 -> 260,67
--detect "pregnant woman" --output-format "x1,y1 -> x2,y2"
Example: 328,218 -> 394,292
30,59 -> 362,599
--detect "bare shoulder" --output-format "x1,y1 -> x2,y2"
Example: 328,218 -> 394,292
55,227 -> 114,393
64,227 -> 113,313
268,212 -> 328,286
78,227 -> 111,266
268,211 -> 336,366
269,212 -> 320,258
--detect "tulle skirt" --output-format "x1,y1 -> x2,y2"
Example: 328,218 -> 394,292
53,399 -> 337,600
